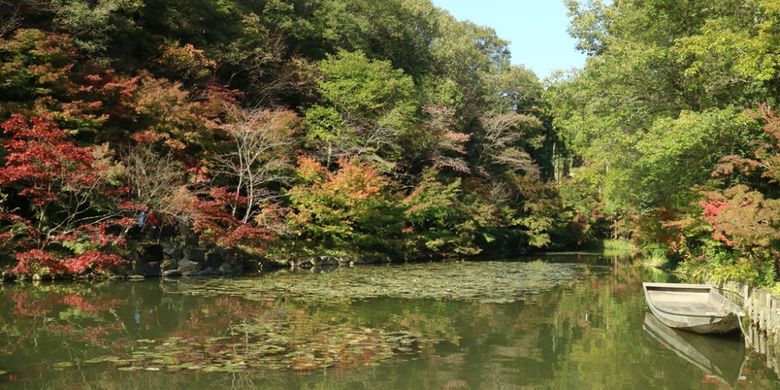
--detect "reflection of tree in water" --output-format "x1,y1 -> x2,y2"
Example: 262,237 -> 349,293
0,281 -> 430,387
1,259 -> 778,389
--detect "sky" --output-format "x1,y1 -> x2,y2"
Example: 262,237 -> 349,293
431,0 -> 586,79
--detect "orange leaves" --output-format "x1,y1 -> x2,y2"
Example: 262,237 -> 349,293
158,42 -> 217,80
286,156 -> 402,253
329,158 -> 385,201
132,75 -> 241,153
700,199 -> 729,222
221,106 -> 299,138
295,155 -> 327,183
294,157 -> 387,202
133,75 -> 196,127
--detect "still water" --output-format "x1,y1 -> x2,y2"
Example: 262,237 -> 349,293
0,254 -> 775,389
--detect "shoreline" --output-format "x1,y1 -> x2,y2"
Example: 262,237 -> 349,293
0,248 -> 622,284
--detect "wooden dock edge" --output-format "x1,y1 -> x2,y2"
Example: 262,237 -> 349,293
709,280 -> 780,374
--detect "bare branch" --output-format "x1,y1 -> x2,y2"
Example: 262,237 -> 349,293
214,107 -> 298,223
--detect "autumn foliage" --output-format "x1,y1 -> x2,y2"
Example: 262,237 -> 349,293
671,106 -> 780,284
0,115 -> 97,205
0,2 -> 568,278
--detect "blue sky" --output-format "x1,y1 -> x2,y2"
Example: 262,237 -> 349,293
432,0 -> 586,78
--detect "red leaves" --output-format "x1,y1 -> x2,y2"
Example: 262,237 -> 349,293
75,222 -> 128,247
10,249 -> 127,276
11,250 -> 65,275
0,115 -> 134,275
0,115 -> 96,205
699,106 -> 780,253
219,223 -> 274,248
64,251 -> 127,274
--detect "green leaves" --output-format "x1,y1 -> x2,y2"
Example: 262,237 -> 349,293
317,50 -> 416,123
550,0 -> 780,244
286,157 -> 405,256
627,108 -> 755,212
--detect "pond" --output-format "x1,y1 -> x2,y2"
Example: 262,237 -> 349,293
0,254 -> 775,389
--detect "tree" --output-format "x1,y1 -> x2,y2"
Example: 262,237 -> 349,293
402,169 -> 490,257
549,0 -> 780,243
304,50 -> 417,170
0,115 -> 130,275
213,107 -> 298,223
285,156 -> 404,256
119,146 -> 191,225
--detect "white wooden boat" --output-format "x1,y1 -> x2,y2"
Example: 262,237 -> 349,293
643,313 -> 745,385
643,282 -> 743,334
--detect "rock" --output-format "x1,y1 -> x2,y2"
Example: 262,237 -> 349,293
178,259 -> 201,276
128,275 -> 145,281
183,248 -> 205,263
160,259 -> 178,271
218,262 -> 235,275
144,261 -> 161,277
205,251 -> 223,269
139,244 -> 164,261
353,255 -> 390,265
319,256 -> 340,266
295,256 -> 341,269
162,245 -> 183,260
198,267 -> 217,276
296,258 -> 310,269
180,222 -> 199,246
162,269 -> 181,278
132,244 -> 163,275
257,257 -> 285,272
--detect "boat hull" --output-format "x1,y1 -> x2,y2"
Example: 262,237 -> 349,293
643,282 -> 742,335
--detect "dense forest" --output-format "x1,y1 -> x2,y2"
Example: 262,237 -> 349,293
550,0 -> 780,286
0,0 -> 567,278
0,0 -> 779,287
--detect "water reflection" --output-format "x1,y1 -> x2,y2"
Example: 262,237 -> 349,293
0,256 -> 777,389
644,312 -> 745,385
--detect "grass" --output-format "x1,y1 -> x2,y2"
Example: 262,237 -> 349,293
639,243 -> 669,269
602,239 -> 638,257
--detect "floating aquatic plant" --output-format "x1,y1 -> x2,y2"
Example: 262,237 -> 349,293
83,318 -> 425,373
165,261 -> 593,303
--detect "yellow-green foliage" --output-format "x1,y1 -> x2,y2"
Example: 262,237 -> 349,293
603,239 -> 636,252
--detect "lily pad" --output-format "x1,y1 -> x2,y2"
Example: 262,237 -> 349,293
86,315 -> 429,375
117,366 -> 144,372
52,362 -> 74,370
165,261 -> 593,304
